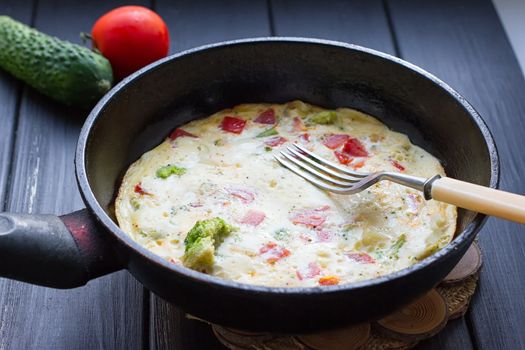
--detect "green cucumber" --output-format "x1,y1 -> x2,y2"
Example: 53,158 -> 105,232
0,16 -> 113,108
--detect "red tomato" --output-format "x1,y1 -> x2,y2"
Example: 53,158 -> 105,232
92,6 -> 170,80
169,128 -> 197,140
220,116 -> 246,134
342,138 -> 368,157
254,108 -> 276,124
322,134 -> 350,149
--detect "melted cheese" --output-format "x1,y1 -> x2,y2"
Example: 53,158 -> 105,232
116,101 -> 456,287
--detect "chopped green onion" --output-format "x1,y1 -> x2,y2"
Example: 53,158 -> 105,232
389,234 -> 407,258
256,127 -> 278,138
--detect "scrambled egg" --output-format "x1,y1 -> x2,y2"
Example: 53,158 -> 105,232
115,101 -> 456,287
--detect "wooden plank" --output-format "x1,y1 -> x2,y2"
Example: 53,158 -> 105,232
0,0 -> 33,209
0,0 -> 149,349
387,0 -> 525,349
270,0 -> 396,55
157,0 -> 271,52
149,1 -> 270,348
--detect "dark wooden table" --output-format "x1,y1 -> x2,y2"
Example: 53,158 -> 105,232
1,0 -> 524,349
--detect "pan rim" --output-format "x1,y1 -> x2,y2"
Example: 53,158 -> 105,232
76,37 -> 499,295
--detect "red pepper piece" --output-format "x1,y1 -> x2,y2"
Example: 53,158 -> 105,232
169,128 -> 197,140
352,160 -> 365,169
134,183 -> 148,195
334,150 -> 352,165
220,116 -> 246,134
342,138 -> 368,157
319,276 -> 340,286
391,159 -> 405,171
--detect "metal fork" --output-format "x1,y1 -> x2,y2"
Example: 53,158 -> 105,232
275,143 -> 525,224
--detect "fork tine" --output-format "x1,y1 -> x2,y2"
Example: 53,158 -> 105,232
279,150 -> 357,187
286,146 -> 363,182
292,143 -> 367,177
274,155 -> 355,194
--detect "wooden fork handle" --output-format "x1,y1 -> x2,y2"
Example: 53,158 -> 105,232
431,177 -> 525,224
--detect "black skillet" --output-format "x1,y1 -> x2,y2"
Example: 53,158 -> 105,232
0,38 -> 498,333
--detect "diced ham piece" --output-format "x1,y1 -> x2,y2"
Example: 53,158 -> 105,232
316,230 -> 332,242
319,276 -> 340,286
296,262 -> 321,280
346,252 -> 376,264
292,117 -> 306,131
264,136 -> 288,147
254,108 -> 276,124
334,150 -> 352,165
290,205 -> 330,228
391,159 -> 405,171
220,116 -> 246,134
241,210 -> 266,226
342,138 -> 368,157
260,242 -> 291,264
227,188 -> 255,204
322,134 -> 350,149
169,128 -> 197,140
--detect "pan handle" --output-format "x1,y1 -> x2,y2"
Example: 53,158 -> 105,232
0,209 -> 123,288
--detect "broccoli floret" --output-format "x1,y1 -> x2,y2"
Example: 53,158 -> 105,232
310,111 -> 337,125
156,164 -> 186,179
182,217 -> 235,272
